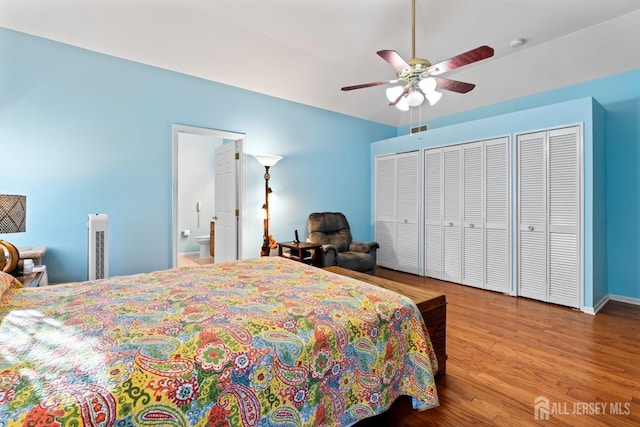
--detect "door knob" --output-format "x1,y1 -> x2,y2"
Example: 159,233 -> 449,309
212,216 -> 218,221
470,223 -> 474,228
449,222 -> 454,227
528,225 -> 534,231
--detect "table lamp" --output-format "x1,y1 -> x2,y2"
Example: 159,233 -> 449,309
0,194 -> 26,274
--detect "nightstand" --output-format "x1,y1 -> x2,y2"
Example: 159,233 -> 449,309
16,271 -> 45,288
278,241 -> 322,267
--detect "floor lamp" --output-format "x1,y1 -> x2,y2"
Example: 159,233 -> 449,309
253,155 -> 282,256
0,194 -> 26,274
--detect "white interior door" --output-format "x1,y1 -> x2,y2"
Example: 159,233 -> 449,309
547,126 -> 580,308
396,151 -> 419,274
214,141 -> 239,262
462,142 -> 484,288
442,146 -> 462,283
518,131 -> 547,301
375,155 -> 397,269
424,149 -> 442,279
484,137 -> 510,293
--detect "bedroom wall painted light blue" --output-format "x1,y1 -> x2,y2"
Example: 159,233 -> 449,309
394,69 -> 640,301
0,28 -> 396,283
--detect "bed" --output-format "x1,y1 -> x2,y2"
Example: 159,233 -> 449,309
0,257 -> 438,426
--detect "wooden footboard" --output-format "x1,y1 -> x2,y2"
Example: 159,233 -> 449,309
324,267 -> 446,376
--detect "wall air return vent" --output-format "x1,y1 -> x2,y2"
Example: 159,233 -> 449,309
411,124 -> 428,134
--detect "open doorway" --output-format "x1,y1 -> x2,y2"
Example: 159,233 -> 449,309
171,125 -> 245,267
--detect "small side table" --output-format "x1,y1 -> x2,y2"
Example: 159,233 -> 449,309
19,246 -> 47,266
278,241 -> 322,267
16,271 -> 45,288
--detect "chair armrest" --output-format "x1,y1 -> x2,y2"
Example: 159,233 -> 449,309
320,244 -> 338,266
349,241 -> 380,254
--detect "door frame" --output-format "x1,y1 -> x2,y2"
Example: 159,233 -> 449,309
171,124 -> 246,267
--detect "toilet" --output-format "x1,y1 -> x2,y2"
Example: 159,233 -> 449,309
194,235 -> 211,259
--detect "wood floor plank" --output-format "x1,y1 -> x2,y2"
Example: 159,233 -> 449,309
355,268 -> 640,426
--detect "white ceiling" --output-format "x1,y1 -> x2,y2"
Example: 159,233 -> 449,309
2,0 -> 640,127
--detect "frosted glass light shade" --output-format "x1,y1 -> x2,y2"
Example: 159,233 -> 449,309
425,90 -> 442,106
395,97 -> 409,111
419,77 -> 437,93
386,86 -> 404,102
253,155 -> 283,167
406,90 -> 425,107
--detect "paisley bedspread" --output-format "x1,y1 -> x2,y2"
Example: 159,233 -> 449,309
0,257 -> 438,426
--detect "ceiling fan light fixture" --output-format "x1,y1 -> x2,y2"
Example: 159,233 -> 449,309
395,96 -> 410,111
425,90 -> 442,106
419,76 -> 437,93
406,90 -> 425,107
386,85 -> 404,102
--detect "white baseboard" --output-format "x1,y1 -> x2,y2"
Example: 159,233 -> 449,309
582,293 -> 640,315
609,293 -> 640,306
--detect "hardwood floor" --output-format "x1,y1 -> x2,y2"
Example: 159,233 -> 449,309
355,268 -> 640,426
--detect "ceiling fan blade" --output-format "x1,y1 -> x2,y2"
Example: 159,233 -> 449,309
341,80 -> 397,91
377,50 -> 411,74
433,77 -> 476,93
427,45 -> 494,75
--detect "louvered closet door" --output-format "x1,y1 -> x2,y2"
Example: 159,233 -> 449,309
442,146 -> 462,283
375,155 -> 397,269
518,131 -> 547,301
484,137 -> 510,293
396,151 -> 420,274
424,149 -> 443,279
548,126 -> 580,308
462,142 -> 483,288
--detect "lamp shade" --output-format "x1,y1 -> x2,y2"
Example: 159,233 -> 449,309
253,155 -> 283,167
0,194 -> 26,233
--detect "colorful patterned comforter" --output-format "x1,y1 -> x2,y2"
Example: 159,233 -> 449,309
0,257 -> 438,426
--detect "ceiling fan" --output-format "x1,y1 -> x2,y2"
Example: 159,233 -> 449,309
341,0 -> 495,111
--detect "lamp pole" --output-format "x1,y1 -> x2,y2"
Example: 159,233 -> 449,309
261,165 -> 271,256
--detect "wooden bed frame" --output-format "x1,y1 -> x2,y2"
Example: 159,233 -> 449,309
324,266 -> 447,376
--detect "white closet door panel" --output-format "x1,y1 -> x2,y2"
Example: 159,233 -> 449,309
376,221 -> 396,269
485,228 -> 509,293
443,147 -> 461,224
397,152 -> 419,224
443,226 -> 461,282
549,233 -> 579,307
485,137 -> 509,293
463,227 -> 483,287
397,222 -> 419,274
425,149 -> 442,278
548,126 -> 580,308
548,127 -> 578,232
425,149 -> 442,226
442,146 -> 461,282
462,142 -> 483,288
463,143 -> 483,224
519,230 -> 547,300
425,224 -> 442,278
485,138 -> 509,228
518,132 -> 546,232
376,156 -> 396,222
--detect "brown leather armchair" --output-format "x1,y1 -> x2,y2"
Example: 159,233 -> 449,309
307,212 -> 379,274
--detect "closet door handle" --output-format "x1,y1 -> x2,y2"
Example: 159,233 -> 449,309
528,225 -> 534,231
449,222 -> 454,227
470,223 -> 474,228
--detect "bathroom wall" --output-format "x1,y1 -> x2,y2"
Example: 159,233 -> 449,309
177,132 -> 220,254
